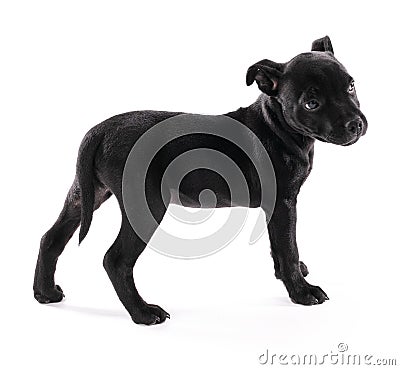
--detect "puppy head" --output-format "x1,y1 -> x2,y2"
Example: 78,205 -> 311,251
246,36 -> 367,146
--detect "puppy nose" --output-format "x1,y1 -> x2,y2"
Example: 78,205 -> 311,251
345,118 -> 363,135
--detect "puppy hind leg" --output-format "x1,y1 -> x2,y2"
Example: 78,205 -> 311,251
103,199 -> 169,325
33,180 -> 111,303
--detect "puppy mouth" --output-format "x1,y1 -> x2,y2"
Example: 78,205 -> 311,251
287,118 -> 364,146
343,135 -> 362,146
325,134 -> 361,146
312,134 -> 329,143
308,130 -> 361,146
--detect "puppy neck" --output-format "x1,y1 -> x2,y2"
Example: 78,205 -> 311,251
258,94 -> 315,158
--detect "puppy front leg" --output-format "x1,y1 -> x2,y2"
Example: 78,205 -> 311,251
266,198 -> 329,305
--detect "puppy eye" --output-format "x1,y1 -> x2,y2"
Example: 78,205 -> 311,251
304,100 -> 320,111
348,81 -> 355,93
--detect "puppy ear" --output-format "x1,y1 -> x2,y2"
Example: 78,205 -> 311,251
246,59 -> 284,96
311,35 -> 334,54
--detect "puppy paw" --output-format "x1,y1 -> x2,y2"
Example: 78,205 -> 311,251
131,303 -> 170,325
299,261 -> 309,277
34,284 -> 65,304
275,261 -> 309,279
289,284 -> 329,305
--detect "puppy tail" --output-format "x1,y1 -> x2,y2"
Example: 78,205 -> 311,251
77,130 -> 104,245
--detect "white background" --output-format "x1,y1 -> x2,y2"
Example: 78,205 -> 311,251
1,1 -> 399,369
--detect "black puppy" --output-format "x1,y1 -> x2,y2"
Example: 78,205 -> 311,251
34,36 -> 367,325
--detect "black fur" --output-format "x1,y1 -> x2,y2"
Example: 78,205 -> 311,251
33,36 -> 367,325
